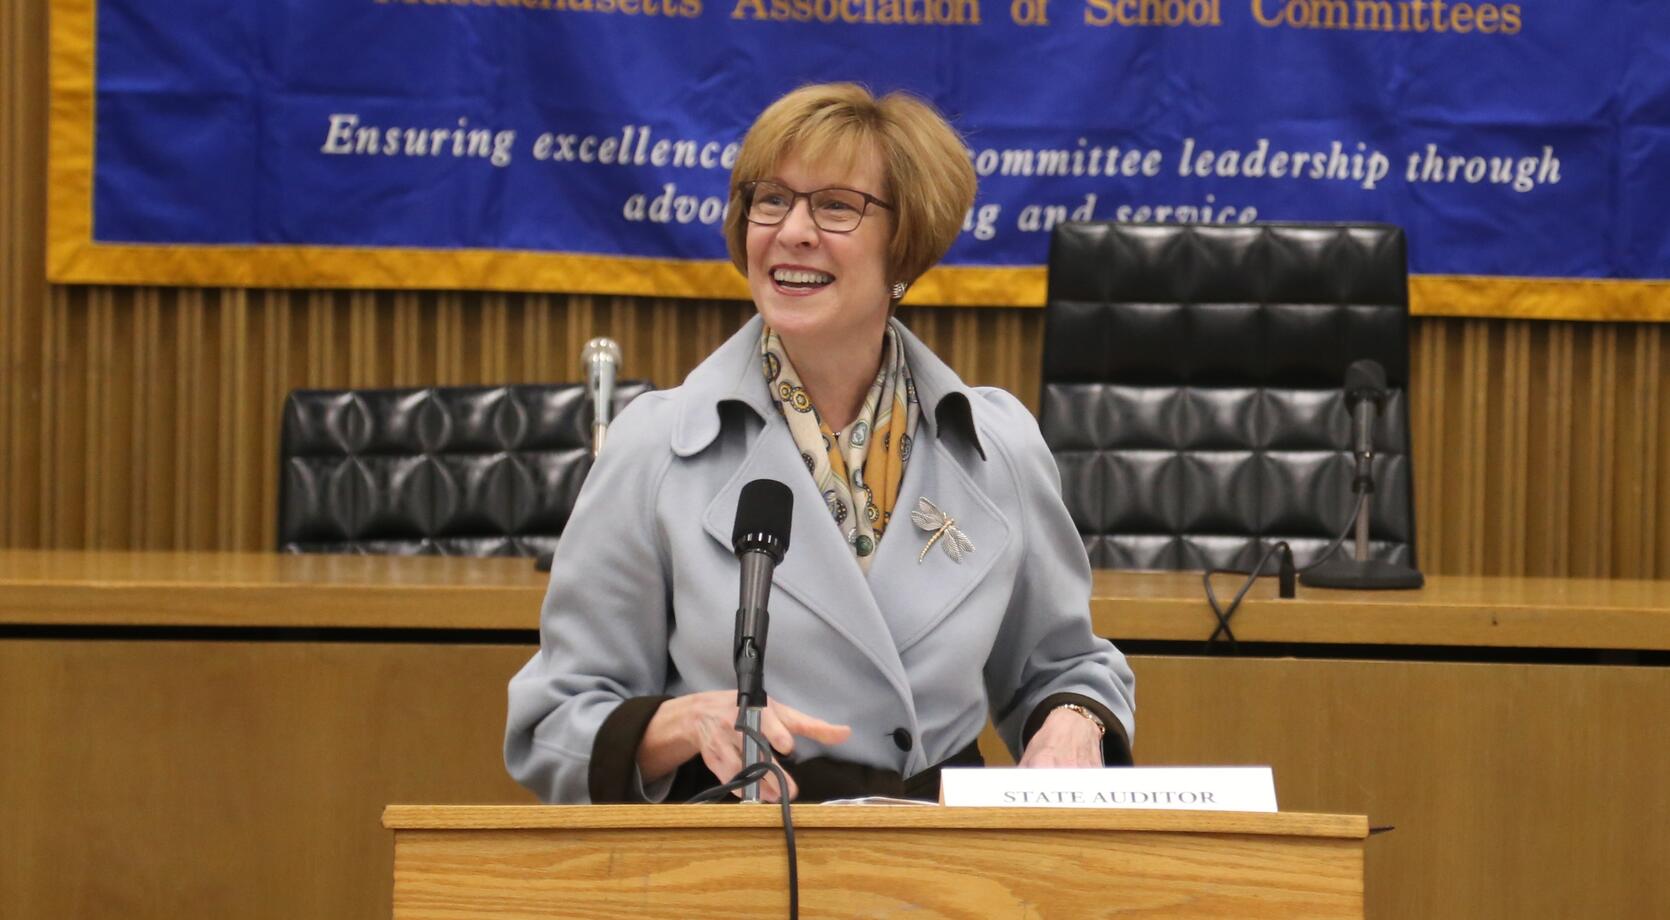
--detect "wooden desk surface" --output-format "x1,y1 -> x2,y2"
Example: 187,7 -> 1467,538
2,549 -> 1668,650
0,550 -> 544,629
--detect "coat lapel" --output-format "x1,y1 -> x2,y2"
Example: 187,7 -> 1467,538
701,411 -> 915,705
866,436 -> 1011,653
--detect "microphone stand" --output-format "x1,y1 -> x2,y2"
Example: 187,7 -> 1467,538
735,638 -> 767,803
591,417 -> 609,458
733,553 -> 774,803
1301,387 -> 1425,590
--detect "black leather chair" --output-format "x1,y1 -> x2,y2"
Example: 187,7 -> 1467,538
278,382 -> 650,556
1041,222 -> 1417,572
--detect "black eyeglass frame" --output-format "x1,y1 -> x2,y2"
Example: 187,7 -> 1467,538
740,180 -> 895,233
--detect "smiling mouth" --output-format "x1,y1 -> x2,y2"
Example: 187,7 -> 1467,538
772,268 -> 834,292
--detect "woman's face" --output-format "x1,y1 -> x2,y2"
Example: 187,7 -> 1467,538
745,147 -> 893,352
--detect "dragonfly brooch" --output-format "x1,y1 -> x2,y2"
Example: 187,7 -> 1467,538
911,497 -> 975,564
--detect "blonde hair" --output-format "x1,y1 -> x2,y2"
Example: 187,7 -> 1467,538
724,83 -> 977,295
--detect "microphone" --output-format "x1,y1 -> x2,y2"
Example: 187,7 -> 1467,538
582,337 -> 622,457
1300,359 -> 1424,590
1344,359 -> 1388,497
731,479 -> 792,802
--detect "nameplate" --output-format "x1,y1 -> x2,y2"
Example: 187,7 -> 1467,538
939,766 -> 1277,812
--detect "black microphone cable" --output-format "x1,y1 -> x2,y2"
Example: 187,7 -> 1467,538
685,720 -> 800,920
1199,491 -> 1368,648
1200,540 -> 1292,648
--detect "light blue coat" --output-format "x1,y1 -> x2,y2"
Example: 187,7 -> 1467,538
505,315 -> 1135,803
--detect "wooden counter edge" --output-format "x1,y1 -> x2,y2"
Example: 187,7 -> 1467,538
381,804 -> 1368,839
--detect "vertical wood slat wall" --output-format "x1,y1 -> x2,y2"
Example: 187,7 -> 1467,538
5,2 -> 1666,577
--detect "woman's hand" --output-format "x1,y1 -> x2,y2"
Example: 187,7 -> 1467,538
636,691 -> 853,802
1017,706 -> 1104,769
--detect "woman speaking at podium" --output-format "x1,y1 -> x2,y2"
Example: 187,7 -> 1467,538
505,83 -> 1135,804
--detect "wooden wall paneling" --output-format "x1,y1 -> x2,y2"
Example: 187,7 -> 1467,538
343,289 -> 372,388
131,287 -> 157,548
635,296 -> 675,387
259,289 -> 294,548
669,297 -> 697,380
301,289 -> 329,387
561,293 -> 595,384
1656,325 -> 1670,576
614,296 -> 645,382
1613,325 -> 1644,576
169,287 -> 191,549
477,291 -> 506,383
947,308 -> 980,396
424,291 -> 450,385
1573,323 -> 1619,576
1419,318 -> 1458,571
516,292 -> 543,382
243,290 -> 273,550
44,285 -> 84,547
423,290 -> 445,386
646,295 -> 676,386
1490,320 -> 1530,574
0,0 -> 44,545
1527,322 -> 1575,576
7,634 -> 1664,920
640,297 -> 673,386
218,287 -> 249,549
1619,327 -> 1662,575
1133,655 -> 1670,920
543,292 -> 576,382
427,290 -> 451,384
81,286 -> 106,545
384,291 -> 412,386
467,290 -> 495,383
0,0 -> 11,537
1005,308 -> 1042,411
1409,317 -> 1442,571
1459,319 -> 1490,574
0,639 -> 535,920
93,284 -> 132,548
178,287 -> 213,549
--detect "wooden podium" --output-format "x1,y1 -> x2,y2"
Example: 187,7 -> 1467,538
383,805 -> 1368,919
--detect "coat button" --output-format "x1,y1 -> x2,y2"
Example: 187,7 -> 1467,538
891,728 -> 913,752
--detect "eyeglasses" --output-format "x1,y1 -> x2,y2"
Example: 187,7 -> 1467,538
741,180 -> 894,233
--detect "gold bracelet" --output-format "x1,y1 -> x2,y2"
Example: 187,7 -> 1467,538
1056,703 -> 1106,738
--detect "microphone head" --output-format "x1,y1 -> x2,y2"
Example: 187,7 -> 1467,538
581,337 -> 623,367
1344,359 -> 1388,395
582,338 -> 622,400
732,479 -> 793,561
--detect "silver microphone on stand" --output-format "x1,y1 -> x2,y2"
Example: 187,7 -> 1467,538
581,337 -> 622,457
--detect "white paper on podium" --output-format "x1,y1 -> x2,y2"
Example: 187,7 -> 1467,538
939,766 -> 1277,812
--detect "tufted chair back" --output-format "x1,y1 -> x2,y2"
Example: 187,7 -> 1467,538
1041,222 -> 1417,571
278,382 -> 650,556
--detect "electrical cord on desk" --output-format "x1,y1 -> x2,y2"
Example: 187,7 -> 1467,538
685,720 -> 799,920
1200,493 -> 1368,648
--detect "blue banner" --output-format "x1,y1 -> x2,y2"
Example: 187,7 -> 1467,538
48,0 -> 1670,317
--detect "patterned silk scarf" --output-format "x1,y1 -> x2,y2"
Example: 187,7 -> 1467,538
761,322 -> 920,571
